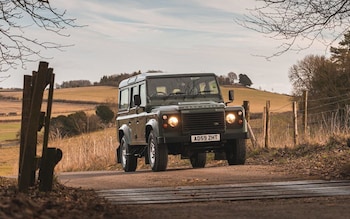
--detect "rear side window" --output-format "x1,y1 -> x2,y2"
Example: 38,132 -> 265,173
140,84 -> 146,106
119,89 -> 129,110
130,86 -> 139,108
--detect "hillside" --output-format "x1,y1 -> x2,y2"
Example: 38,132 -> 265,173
0,85 -> 291,144
1,85 -> 291,113
221,86 -> 292,113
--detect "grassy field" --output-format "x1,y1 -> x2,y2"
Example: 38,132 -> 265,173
0,86 -> 119,103
0,100 -> 96,120
0,146 -> 19,176
1,85 -> 291,111
0,85 -> 292,176
0,85 -> 291,142
0,122 -> 20,142
221,86 -> 292,113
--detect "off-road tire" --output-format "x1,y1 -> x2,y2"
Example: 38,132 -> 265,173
148,131 -> 168,171
226,139 -> 246,165
120,136 -> 137,172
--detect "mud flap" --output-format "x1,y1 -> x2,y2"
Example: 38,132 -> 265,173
116,147 -> 121,163
214,151 -> 226,160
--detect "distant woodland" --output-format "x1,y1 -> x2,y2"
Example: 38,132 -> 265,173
56,71 -> 253,88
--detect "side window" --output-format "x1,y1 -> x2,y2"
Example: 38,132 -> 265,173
139,84 -> 146,106
119,88 -> 129,110
130,86 -> 139,108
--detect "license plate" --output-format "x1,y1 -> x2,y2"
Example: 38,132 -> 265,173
191,134 -> 220,143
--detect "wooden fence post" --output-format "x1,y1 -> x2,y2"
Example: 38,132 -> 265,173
345,105 -> 350,133
293,101 -> 298,146
243,101 -> 250,122
247,123 -> 258,148
265,100 -> 270,149
18,75 -> 33,184
302,90 -> 308,135
39,69 -> 63,192
262,107 -> 266,148
243,100 -> 258,148
19,62 -> 50,192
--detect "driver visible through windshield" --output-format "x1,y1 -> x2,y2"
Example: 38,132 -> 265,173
147,75 -> 221,103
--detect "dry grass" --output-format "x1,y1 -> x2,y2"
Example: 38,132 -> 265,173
221,86 -> 292,113
0,85 -> 291,142
0,85 -> 294,175
247,134 -> 350,180
0,146 -> 19,176
2,85 -> 290,113
53,128 -> 118,172
52,86 -> 118,103
1,125 -> 348,176
0,100 -> 96,119
0,86 -> 118,103
52,128 -> 194,172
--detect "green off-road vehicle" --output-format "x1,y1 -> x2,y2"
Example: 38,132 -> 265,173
116,72 -> 248,172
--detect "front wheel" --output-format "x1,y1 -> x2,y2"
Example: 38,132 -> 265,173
190,153 -> 206,168
226,139 -> 246,165
120,136 -> 137,172
148,131 -> 168,171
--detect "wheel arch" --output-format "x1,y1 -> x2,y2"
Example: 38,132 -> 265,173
117,124 -> 132,163
118,124 -> 131,144
145,119 -> 159,143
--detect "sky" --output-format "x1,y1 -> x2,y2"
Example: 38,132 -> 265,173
0,0 -> 330,94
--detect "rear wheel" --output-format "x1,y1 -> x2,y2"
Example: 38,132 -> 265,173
226,139 -> 246,165
190,153 -> 207,168
120,136 -> 137,172
148,131 -> 168,171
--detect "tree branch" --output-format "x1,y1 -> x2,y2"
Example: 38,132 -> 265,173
236,0 -> 350,57
0,0 -> 79,73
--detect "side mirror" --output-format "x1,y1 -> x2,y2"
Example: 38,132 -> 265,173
134,94 -> 141,106
228,90 -> 234,102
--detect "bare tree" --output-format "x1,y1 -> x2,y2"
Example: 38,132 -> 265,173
288,55 -> 328,96
227,72 -> 237,84
237,0 -> 350,57
288,31 -> 350,113
0,0 -> 77,76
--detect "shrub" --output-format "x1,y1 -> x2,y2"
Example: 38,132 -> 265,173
96,105 -> 114,124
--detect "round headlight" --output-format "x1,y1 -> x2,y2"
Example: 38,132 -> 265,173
168,116 -> 179,127
226,113 -> 236,124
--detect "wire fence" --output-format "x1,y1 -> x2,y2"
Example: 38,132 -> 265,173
247,98 -> 350,149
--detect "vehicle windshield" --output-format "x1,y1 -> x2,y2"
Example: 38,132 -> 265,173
147,75 -> 222,104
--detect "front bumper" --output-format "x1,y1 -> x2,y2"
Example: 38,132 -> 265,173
157,132 -> 248,144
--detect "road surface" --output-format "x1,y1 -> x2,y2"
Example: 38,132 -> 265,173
58,165 -> 350,219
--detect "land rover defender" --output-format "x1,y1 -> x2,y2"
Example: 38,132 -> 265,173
116,72 -> 248,172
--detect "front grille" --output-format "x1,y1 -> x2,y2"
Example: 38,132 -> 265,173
182,111 -> 225,134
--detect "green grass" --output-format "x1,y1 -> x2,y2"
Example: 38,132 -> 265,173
0,122 -> 20,142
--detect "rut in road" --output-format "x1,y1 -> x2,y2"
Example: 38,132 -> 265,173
97,180 -> 350,205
